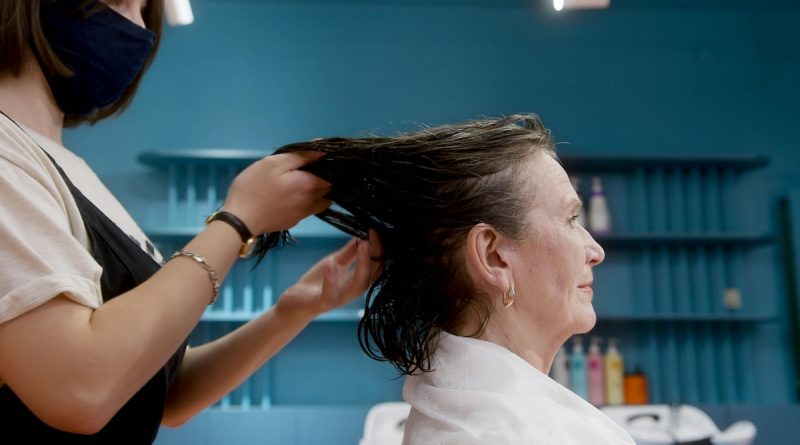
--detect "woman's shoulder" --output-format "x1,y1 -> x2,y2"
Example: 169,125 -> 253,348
0,114 -> 101,203
0,114 -> 49,171
0,117 -> 77,208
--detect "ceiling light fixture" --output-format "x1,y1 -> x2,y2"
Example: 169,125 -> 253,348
553,0 -> 611,11
165,0 -> 194,26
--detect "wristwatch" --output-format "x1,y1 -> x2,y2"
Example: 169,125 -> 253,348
205,211 -> 257,258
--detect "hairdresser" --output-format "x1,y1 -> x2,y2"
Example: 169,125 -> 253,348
0,0 -> 380,442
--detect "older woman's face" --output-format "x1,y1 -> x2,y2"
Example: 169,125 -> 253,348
508,152 -> 605,340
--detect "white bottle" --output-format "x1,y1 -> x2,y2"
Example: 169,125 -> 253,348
570,176 -> 587,228
589,176 -> 611,235
550,346 -> 570,389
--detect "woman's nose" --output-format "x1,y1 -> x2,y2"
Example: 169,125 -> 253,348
586,232 -> 605,266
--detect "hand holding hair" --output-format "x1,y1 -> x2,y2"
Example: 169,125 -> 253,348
275,230 -> 384,322
222,151 -> 332,236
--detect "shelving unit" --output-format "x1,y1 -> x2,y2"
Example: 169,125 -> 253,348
593,232 -> 773,248
566,154 -> 783,406
139,149 -> 788,411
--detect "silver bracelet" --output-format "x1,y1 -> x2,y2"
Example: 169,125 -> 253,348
170,249 -> 220,305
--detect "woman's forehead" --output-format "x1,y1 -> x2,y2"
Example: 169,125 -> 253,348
525,152 -> 574,205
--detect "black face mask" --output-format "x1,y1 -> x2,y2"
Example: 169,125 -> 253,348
39,0 -> 156,118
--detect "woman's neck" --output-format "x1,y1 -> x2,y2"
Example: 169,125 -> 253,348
0,58 -> 64,144
479,322 -> 552,373
456,304 -> 565,375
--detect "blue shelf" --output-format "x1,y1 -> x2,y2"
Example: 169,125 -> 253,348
560,153 -> 769,172
201,311 -> 256,322
139,150 -> 769,172
597,313 -> 775,322
315,309 -> 365,322
199,310 -> 770,323
594,232 -> 774,248
139,149 -> 271,168
201,308 -> 364,323
145,224 -> 348,242
149,228 -> 772,248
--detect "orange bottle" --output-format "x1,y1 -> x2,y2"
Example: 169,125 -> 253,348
623,368 -> 649,405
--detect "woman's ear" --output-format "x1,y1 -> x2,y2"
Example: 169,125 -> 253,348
464,224 -> 512,295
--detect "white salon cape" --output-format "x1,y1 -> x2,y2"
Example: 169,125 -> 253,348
402,332 -> 635,445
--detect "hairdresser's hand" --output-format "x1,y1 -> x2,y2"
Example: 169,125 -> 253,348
276,230 -> 383,322
222,152 -> 331,235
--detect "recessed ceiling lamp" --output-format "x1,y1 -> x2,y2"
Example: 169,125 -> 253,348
553,0 -> 611,11
165,0 -> 194,26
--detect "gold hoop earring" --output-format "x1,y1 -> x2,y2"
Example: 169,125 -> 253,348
503,284 -> 515,308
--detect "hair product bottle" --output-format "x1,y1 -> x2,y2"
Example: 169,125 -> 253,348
589,176 -> 612,235
587,336 -> 606,406
604,338 -> 625,405
569,336 -> 588,400
550,346 -> 571,389
623,366 -> 650,405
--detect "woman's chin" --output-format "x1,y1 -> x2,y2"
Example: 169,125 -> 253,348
573,309 -> 597,334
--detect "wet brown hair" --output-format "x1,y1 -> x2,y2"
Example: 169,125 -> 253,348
259,114 -> 557,375
0,0 -> 164,127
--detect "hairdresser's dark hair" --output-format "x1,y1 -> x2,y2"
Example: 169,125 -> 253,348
0,0 -> 164,127
259,114 -> 555,375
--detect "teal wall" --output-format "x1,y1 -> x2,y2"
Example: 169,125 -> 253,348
66,0 -> 800,180
66,0 -> 800,235
61,0 -> 799,443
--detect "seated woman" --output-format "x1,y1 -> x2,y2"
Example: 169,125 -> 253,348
261,114 -> 634,444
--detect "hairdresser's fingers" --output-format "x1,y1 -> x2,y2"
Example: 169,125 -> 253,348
314,239 -> 358,307
319,259 -> 341,309
331,238 -> 359,267
296,239 -> 353,288
282,170 -> 331,193
330,262 -> 362,309
353,241 -> 373,293
330,239 -> 371,303
270,151 -> 326,172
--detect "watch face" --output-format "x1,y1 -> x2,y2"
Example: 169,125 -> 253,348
239,237 -> 257,258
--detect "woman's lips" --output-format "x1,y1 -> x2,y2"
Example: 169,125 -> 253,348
578,282 -> 594,295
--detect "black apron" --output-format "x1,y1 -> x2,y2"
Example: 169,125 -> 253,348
0,113 -> 188,443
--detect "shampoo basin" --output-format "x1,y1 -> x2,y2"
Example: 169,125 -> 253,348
600,404 -> 756,445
